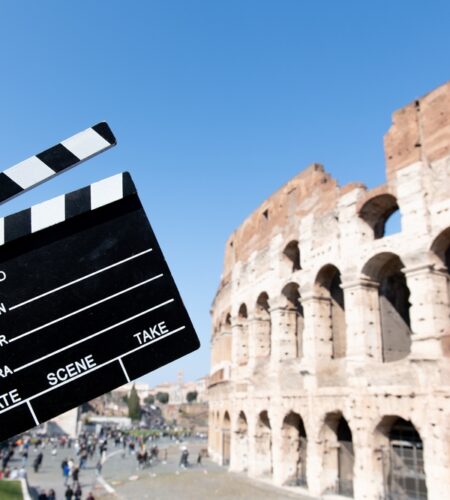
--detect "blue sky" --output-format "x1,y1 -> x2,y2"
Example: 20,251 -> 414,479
0,1 -> 449,387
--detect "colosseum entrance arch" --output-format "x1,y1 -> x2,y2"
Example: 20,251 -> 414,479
321,412 -> 354,497
255,410 -> 272,477
376,417 -> 427,500
280,411 -> 307,487
362,253 -> 412,362
235,411 -> 249,471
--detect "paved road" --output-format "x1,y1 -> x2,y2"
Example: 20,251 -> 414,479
25,444 -> 99,499
23,438 -> 311,499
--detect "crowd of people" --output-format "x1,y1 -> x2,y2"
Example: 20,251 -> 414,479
1,428 -> 208,499
0,434 -> 97,500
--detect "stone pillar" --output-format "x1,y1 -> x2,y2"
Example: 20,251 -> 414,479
231,318 -> 249,372
305,436 -> 322,497
208,411 -> 213,454
247,412 -> 258,477
352,426 -> 381,500
395,163 -> 431,237
248,316 -> 271,369
342,278 -> 383,363
271,418 -> 284,486
404,263 -> 449,359
423,416 -> 450,499
231,320 -> 242,369
302,293 -> 333,367
229,414 -> 239,471
270,298 -> 298,366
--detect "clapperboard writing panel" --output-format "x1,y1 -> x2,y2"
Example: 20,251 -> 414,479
0,173 -> 200,441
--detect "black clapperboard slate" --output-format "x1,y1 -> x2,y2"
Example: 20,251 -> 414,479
0,123 -> 199,441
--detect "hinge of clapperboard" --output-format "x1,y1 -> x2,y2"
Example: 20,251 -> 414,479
0,123 -> 117,206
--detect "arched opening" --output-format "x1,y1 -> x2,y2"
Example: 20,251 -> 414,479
362,253 -> 412,362
283,240 -> 301,272
221,313 -> 232,363
315,265 -> 346,359
281,411 -> 308,487
235,411 -> 249,472
236,304 -> 249,365
255,293 -> 271,358
321,412 -> 354,497
376,417 -> 427,499
358,194 -> 400,239
255,410 -> 272,477
431,227 -> 450,300
222,411 -> 231,466
281,283 -> 304,358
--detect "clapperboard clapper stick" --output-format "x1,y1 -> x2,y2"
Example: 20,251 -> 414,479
0,123 -> 116,204
0,126 -> 200,441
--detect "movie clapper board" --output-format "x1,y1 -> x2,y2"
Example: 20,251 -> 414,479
0,123 -> 200,441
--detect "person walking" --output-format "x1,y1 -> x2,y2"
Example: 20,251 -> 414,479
179,447 -> 189,468
37,490 -> 48,500
74,482 -> 82,500
86,493 -> 95,500
72,465 -> 79,483
33,452 -> 43,473
65,485 -> 74,500
47,489 -> 56,500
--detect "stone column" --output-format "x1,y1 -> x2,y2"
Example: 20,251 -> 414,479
247,411 -> 258,477
231,320 -> 243,371
305,436 -> 323,497
404,263 -> 449,359
352,423 -> 381,500
342,278 -> 383,363
207,410 -> 213,455
247,316 -> 271,370
423,414 -> 450,499
270,299 -> 299,366
229,413 -> 239,471
271,421 -> 284,486
301,293 -> 332,370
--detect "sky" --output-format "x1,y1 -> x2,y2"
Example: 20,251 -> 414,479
0,1 -> 449,388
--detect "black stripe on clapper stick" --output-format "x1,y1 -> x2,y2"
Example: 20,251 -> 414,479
0,122 -> 117,204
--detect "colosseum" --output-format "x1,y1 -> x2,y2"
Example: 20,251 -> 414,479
208,82 -> 450,500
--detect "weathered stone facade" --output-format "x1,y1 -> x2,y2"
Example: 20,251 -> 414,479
208,82 -> 450,499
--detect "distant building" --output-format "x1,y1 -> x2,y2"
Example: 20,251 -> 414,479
113,376 -> 208,405
113,382 -> 151,403
208,82 -> 450,499
151,377 -> 208,404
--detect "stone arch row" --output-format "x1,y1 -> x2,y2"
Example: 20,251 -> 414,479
214,226 -> 450,332
213,227 -> 450,366
212,408 -> 428,499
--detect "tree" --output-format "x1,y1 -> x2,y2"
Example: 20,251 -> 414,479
128,384 -> 141,420
156,392 -> 169,404
144,394 -> 155,405
186,391 -> 198,403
